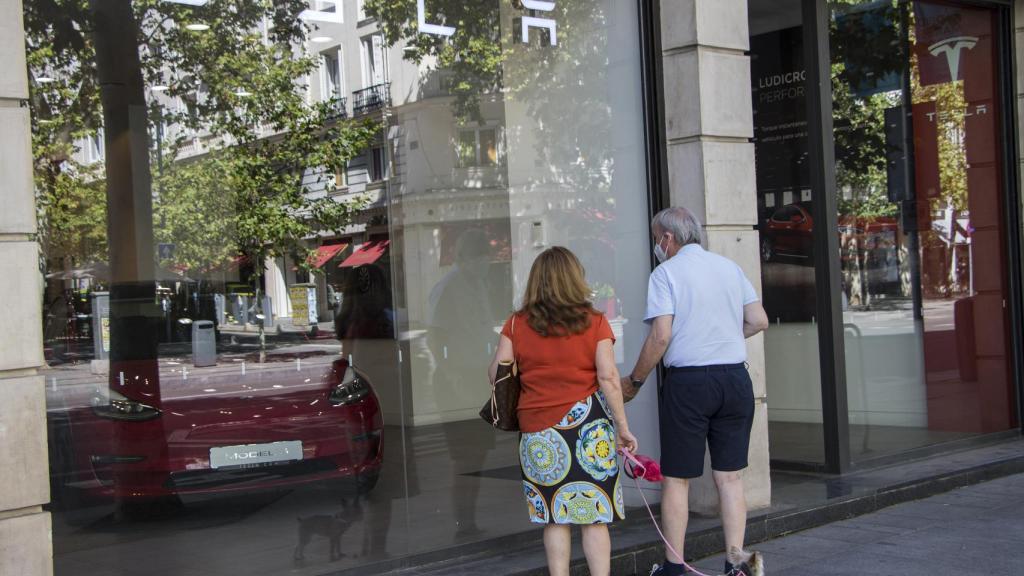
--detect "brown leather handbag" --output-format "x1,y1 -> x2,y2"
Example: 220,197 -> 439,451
479,316 -> 520,431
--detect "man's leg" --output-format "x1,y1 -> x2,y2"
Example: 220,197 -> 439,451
713,469 -> 746,553
706,366 -> 756,574
660,476 -> 690,565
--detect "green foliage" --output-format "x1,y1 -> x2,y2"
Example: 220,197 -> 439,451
24,0 -> 378,281
364,0 -> 503,122
364,0 -> 615,199
838,188 -> 899,220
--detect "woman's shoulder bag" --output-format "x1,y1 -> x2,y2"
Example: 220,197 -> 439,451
479,315 -> 521,431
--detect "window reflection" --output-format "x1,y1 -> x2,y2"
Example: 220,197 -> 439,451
33,0 -> 653,574
749,0 -> 826,465
830,0 -> 1017,461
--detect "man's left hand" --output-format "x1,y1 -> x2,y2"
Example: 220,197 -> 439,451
620,376 -> 640,402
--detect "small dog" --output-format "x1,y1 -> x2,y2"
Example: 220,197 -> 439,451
293,497 -> 363,563
725,547 -> 765,576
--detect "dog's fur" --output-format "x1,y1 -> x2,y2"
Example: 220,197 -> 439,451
726,547 -> 765,576
293,497 -> 363,563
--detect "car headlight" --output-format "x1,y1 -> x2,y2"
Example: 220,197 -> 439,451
91,388 -> 162,421
329,366 -> 371,406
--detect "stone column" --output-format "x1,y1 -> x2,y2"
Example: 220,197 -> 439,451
0,0 -> 53,574
658,0 -> 770,514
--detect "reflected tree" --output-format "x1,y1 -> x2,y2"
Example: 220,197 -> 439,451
24,0 -> 379,362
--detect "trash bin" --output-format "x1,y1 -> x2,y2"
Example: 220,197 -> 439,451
192,320 -> 217,367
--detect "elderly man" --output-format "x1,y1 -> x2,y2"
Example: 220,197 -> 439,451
623,207 -> 769,576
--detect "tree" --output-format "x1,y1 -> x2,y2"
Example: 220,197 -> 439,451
25,0 -> 378,362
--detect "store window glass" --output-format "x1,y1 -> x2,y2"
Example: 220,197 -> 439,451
749,0 -> 827,465
382,0 -> 656,556
30,0 -> 653,574
830,0 -> 1018,461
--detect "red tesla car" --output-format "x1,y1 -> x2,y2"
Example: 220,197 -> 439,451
761,203 -> 814,262
46,354 -> 383,504
762,204 -> 900,264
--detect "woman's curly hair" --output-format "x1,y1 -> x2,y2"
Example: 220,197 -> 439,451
519,246 -> 599,337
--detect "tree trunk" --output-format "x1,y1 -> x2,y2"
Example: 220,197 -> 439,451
89,0 -> 160,398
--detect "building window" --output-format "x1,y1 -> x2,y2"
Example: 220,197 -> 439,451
320,48 -> 344,101
334,163 -> 347,188
361,34 -> 386,88
368,146 -> 385,182
456,127 -> 500,168
83,129 -> 104,164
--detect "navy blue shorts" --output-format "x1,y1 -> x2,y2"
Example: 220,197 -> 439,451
658,363 -> 755,479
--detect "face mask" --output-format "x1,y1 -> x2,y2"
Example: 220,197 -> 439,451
653,237 -> 669,263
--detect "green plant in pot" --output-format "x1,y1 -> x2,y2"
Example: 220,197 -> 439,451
591,283 -> 617,318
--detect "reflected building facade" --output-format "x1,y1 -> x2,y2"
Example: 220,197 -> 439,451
1,0 -> 1022,575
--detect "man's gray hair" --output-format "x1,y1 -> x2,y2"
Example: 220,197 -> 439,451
652,207 -> 704,247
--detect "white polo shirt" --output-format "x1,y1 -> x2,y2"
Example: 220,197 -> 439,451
644,244 -> 760,367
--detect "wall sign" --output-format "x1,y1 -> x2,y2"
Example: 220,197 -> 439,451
927,36 -> 978,82
416,0 -> 558,46
300,0 -> 344,24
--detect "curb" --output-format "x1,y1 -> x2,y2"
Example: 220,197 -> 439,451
325,449 -> 1024,576
509,454 -> 1024,576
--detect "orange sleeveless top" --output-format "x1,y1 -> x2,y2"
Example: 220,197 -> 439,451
501,311 -> 615,433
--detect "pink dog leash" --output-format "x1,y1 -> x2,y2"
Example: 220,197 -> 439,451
619,448 -> 715,576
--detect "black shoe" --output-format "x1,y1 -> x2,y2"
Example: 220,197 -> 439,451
648,562 -> 688,576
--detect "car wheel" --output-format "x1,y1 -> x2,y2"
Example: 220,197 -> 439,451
116,495 -> 184,520
760,238 -> 774,262
356,469 -> 380,494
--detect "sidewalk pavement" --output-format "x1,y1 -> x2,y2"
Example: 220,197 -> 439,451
685,472 -> 1024,576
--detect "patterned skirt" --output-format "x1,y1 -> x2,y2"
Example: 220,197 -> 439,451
519,391 -> 625,525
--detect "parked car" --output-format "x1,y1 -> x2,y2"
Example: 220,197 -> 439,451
46,354 -> 383,507
761,203 -> 814,262
762,204 -> 900,269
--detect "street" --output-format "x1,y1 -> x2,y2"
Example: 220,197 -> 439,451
689,473 -> 1024,576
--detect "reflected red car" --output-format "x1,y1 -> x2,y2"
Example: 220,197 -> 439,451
761,204 -> 900,265
761,203 -> 814,262
47,355 -> 383,503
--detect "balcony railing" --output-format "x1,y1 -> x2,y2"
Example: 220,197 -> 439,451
325,96 -> 348,120
352,83 -> 390,115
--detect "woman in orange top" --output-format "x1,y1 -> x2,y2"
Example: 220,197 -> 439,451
488,247 -> 638,576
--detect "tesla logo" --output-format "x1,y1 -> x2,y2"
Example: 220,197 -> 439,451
417,0 -> 557,46
928,36 -> 978,82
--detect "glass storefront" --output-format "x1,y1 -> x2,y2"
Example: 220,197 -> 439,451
749,0 -> 1020,469
18,0 -> 1024,572
830,0 -> 1018,462
30,0 -> 655,574
749,0 -> 828,465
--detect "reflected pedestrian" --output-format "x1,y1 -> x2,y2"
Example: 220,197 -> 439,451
489,246 -> 638,576
427,228 -> 498,538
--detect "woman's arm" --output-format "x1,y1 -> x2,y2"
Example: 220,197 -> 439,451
595,339 -> 638,453
488,334 -> 514,385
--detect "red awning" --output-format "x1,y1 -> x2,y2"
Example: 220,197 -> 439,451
310,243 -> 349,269
338,240 -> 389,268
